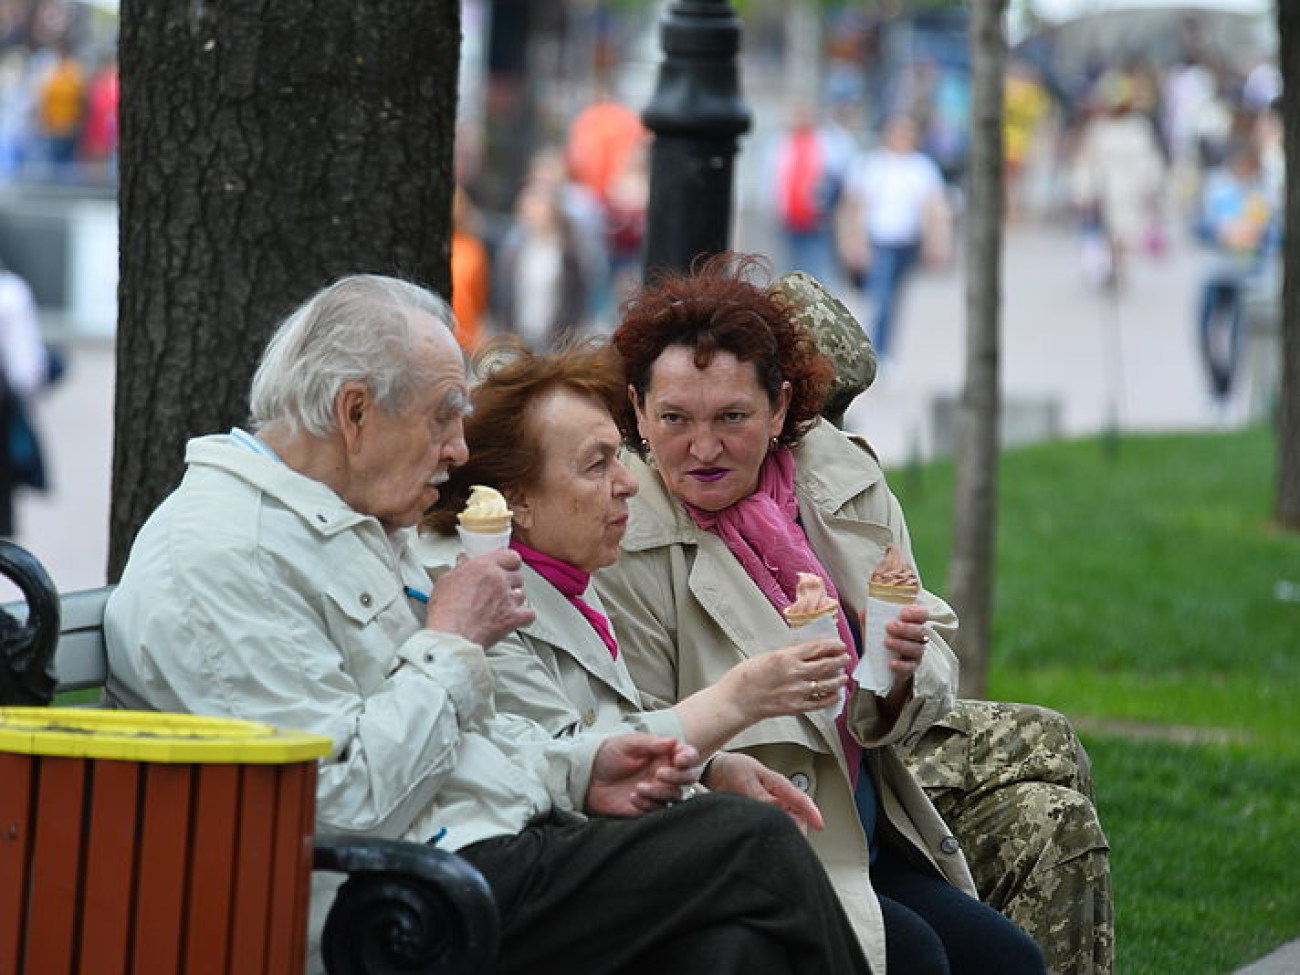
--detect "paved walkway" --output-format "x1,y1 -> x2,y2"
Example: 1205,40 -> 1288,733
1232,939 -> 1300,975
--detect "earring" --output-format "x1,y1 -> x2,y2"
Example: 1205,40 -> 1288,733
640,438 -> 651,454
770,437 -> 779,450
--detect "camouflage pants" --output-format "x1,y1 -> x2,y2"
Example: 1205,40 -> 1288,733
901,700 -> 1114,975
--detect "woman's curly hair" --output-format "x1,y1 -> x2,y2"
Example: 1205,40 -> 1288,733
611,253 -> 832,453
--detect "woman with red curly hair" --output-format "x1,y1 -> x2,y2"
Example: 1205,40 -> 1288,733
596,255 -> 1045,975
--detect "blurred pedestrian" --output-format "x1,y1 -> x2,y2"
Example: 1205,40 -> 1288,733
77,47 -> 116,182
0,263 -> 50,537
33,38 -> 83,180
765,100 -> 854,283
1003,60 -> 1050,222
836,116 -> 951,369
566,82 -> 647,314
1070,72 -> 1165,290
1194,141 -> 1279,419
494,180 -> 589,352
525,145 -> 610,327
450,185 -> 490,354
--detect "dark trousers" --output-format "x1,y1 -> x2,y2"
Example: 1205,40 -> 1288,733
865,240 -> 921,360
873,841 -> 1046,975
459,793 -> 869,975
1198,277 -> 1244,400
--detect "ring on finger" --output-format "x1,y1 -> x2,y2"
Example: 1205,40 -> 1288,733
808,679 -> 821,701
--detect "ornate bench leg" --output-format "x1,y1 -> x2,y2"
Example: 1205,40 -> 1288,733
0,540 -> 60,706
314,835 -> 499,975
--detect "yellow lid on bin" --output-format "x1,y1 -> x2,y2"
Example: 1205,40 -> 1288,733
0,707 -> 333,765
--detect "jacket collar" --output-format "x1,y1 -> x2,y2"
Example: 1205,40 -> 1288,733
185,434 -> 382,540
517,566 -> 643,706
411,531 -> 644,709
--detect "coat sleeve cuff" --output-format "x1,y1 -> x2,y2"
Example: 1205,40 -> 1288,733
396,631 -> 494,731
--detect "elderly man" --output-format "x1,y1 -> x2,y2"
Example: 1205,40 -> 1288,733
105,274 -> 868,975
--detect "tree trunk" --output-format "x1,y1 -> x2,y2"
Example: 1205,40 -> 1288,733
1276,2 -> 1300,530
946,0 -> 1006,700
112,0 -> 460,579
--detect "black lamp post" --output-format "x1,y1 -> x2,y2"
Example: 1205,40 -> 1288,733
640,0 -> 752,280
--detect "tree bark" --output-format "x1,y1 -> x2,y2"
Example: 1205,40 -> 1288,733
946,0 -> 1006,699
1276,2 -> 1300,530
112,0 -> 460,578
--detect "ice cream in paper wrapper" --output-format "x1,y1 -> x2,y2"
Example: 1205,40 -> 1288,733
457,484 -> 513,556
783,573 -> 847,716
853,546 -> 921,695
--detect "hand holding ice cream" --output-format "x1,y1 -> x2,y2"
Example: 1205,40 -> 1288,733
782,573 -> 848,713
855,546 -> 925,695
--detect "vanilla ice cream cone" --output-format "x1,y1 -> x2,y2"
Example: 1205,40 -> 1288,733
457,485 -> 513,555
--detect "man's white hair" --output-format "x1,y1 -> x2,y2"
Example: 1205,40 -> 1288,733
249,274 -> 456,438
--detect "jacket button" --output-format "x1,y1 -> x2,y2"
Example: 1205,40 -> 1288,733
939,836 -> 961,855
359,593 -> 372,607
789,772 -> 812,792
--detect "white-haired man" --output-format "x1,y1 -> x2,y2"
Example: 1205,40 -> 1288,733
105,274 -> 869,974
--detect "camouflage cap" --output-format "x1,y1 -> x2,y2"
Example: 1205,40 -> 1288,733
771,270 -> 876,428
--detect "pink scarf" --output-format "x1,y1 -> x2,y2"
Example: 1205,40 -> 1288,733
512,540 -> 619,660
683,448 -> 862,783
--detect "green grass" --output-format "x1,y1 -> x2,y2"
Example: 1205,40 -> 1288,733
890,427 -> 1300,974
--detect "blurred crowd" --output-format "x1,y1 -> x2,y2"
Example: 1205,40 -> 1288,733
452,5 -> 1283,425
451,81 -> 650,356
0,0 -> 117,187
747,10 -> 1284,415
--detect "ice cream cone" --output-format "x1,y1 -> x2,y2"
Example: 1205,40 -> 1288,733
854,547 -> 921,695
457,485 -> 513,555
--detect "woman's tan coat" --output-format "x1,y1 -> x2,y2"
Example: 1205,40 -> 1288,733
595,419 -> 976,974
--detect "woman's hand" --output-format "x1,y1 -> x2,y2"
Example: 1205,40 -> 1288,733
720,639 -> 853,722
702,752 -> 824,835
880,604 -> 930,718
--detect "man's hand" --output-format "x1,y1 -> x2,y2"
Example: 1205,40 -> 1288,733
426,549 -> 535,649
702,752 -> 824,835
585,734 -> 700,817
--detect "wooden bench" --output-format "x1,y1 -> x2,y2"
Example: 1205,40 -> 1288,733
0,541 -> 497,974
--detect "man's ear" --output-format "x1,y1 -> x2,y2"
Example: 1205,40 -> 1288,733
336,382 -> 369,453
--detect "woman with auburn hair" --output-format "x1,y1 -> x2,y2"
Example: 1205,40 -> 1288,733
596,254 -> 1047,975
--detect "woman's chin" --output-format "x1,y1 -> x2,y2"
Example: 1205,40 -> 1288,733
679,487 -> 743,512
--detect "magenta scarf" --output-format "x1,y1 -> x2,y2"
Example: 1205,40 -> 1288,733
683,447 -> 862,783
512,540 -> 619,660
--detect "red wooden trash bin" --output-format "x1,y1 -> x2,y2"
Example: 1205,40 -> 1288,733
0,707 -> 332,975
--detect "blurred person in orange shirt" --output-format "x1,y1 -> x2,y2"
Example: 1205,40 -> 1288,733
566,83 -> 645,207
451,185 -> 490,354
36,40 -> 84,172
